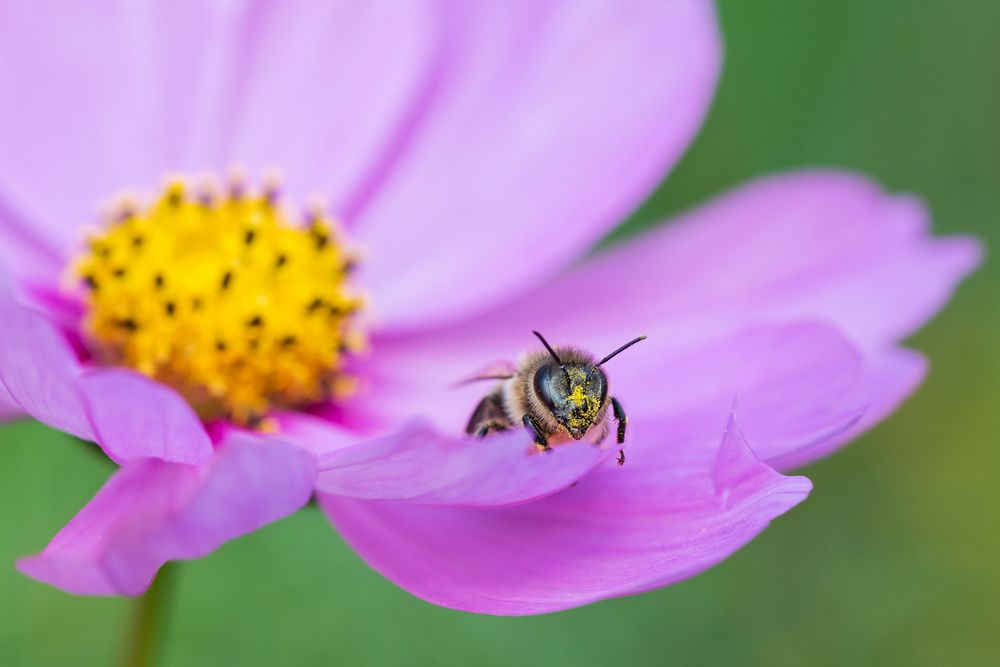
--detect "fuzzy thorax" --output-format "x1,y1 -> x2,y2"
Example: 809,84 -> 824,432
72,172 -> 365,426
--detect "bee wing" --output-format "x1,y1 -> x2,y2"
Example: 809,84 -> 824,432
452,360 -> 518,387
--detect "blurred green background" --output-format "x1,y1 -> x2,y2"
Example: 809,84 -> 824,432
1,1 -> 997,665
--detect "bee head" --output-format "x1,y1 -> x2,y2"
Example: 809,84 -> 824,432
533,362 -> 608,440
528,331 -> 646,441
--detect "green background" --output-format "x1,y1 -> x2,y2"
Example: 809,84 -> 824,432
1,1 -> 997,665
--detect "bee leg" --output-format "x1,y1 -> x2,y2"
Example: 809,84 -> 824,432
522,414 -> 551,452
610,397 -> 628,465
611,396 -> 627,444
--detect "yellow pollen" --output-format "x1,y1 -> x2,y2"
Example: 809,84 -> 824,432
566,384 -> 589,407
564,369 -> 599,430
73,173 -> 366,427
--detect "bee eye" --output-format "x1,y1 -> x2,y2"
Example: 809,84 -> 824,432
588,367 -> 608,402
532,363 -> 563,412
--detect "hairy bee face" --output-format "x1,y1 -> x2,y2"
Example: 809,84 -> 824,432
465,332 -> 643,450
532,362 -> 608,439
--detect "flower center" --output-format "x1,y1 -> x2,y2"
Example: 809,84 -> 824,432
73,172 -> 365,427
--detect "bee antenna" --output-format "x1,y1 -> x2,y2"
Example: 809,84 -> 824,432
596,335 -> 648,367
532,330 -> 563,366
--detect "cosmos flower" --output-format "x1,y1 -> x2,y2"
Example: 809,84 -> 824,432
0,1 -> 979,614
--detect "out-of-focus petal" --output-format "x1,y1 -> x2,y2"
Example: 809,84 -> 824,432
0,383 -> 22,423
613,323 -> 868,464
0,1 -> 199,252
0,196 -> 64,287
225,2 -> 436,211
0,1 -> 436,258
376,171 -> 979,366
767,347 -> 926,470
17,433 -> 316,596
354,0 -> 721,328
608,326 -> 919,473
313,419 -> 617,508
0,292 -> 211,464
0,294 -> 96,441
453,170 -> 977,350
321,414 -> 810,615
80,369 -> 212,466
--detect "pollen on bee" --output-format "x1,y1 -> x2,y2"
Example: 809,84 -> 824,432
72,169 -> 367,427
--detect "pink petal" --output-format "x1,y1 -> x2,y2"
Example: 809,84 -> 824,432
321,413 -> 810,615
0,292 -> 211,464
619,333 -> 928,476
314,419 -> 618,508
0,197 -> 64,287
416,170 -> 979,352
0,2 -> 437,259
79,369 -> 212,466
0,294 -> 95,441
224,2 -> 437,211
266,410 -> 364,462
0,382 -> 21,423
603,324 -> 914,473
613,323 -> 868,465
354,0 -> 721,328
17,433 -> 316,596
0,2 -> 186,254
767,347 -> 926,471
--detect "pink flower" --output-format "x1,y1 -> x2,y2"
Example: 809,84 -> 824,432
0,1 -> 979,614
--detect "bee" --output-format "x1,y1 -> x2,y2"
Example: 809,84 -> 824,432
464,331 -> 646,456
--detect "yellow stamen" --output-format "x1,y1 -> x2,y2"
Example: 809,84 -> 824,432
73,172 -> 366,427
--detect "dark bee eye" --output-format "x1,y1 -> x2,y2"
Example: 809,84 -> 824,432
532,363 -> 564,413
588,367 -> 608,404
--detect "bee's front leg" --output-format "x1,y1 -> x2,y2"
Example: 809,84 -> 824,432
611,396 -> 627,444
522,414 -> 551,452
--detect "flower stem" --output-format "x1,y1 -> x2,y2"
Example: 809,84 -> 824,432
121,563 -> 177,667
